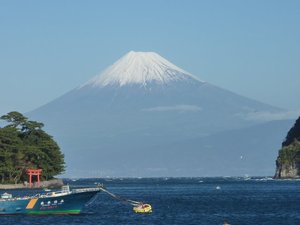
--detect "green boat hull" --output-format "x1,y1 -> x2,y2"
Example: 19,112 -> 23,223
0,190 -> 99,215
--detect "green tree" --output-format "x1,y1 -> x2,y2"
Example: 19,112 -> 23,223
278,140 -> 300,164
21,128 -> 65,180
0,111 -> 65,184
282,116 -> 300,147
275,116 -> 300,178
0,126 -> 23,183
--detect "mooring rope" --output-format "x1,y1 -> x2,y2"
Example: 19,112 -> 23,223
98,186 -> 141,206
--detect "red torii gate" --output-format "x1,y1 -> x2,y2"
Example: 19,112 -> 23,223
27,169 -> 42,188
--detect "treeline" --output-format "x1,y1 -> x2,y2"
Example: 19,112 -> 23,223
282,117 -> 300,147
277,116 -> 300,166
0,111 -> 65,184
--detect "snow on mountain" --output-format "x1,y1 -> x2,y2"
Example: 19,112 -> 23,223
28,51 -> 290,177
81,51 -> 204,88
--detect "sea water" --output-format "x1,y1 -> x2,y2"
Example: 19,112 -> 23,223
1,177 -> 300,225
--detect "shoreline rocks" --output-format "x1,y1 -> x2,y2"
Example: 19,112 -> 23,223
0,178 -> 64,190
274,160 -> 300,179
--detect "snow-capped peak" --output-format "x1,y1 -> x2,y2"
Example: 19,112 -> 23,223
82,51 -> 203,88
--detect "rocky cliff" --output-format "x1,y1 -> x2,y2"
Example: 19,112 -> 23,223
275,157 -> 300,179
274,117 -> 300,179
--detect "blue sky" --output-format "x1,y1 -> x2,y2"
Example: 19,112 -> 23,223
0,0 -> 299,116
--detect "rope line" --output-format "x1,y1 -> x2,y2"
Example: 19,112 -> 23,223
98,186 -> 141,206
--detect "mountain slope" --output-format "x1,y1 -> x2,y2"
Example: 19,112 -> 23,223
29,51 -> 288,177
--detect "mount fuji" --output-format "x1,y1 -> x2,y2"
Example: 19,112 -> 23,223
29,51 -> 292,177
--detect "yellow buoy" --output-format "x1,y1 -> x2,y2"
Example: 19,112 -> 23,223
133,203 -> 152,213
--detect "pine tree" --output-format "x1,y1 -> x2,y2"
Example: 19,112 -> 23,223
0,111 -> 65,184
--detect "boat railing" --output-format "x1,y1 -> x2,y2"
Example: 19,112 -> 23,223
0,185 -> 101,201
72,187 -> 102,193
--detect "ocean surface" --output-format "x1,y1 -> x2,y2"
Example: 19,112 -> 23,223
1,177 -> 300,225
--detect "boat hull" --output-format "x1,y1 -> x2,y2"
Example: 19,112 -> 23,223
0,190 -> 99,215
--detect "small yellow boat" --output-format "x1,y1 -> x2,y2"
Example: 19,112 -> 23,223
133,203 -> 152,213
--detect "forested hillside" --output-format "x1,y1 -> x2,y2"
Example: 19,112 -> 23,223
0,111 -> 65,184
275,116 -> 300,178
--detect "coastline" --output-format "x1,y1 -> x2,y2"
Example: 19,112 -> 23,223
0,179 -> 64,189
